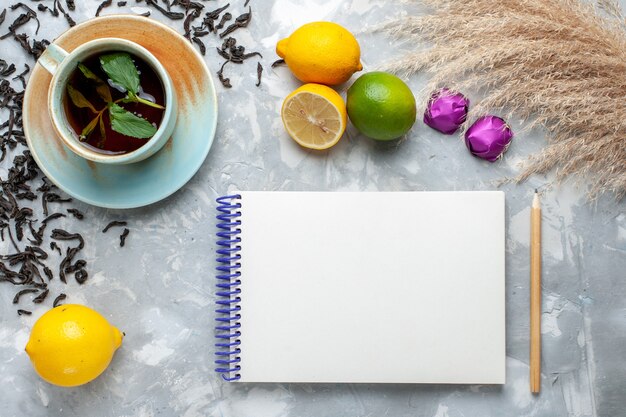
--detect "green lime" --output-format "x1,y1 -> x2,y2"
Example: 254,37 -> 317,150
346,72 -> 416,141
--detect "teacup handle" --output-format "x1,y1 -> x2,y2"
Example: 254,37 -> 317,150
39,44 -> 69,75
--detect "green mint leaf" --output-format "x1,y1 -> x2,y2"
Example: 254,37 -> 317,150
78,63 -> 112,103
99,53 -> 140,95
109,103 -> 157,139
80,113 -> 101,140
67,84 -> 97,113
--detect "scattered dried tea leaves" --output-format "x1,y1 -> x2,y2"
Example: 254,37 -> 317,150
12,63 -> 30,89
53,0 -> 76,27
52,293 -> 66,307
74,269 -> 88,284
42,213 -> 66,224
271,58 -> 285,68
144,0 -> 184,20
95,0 -> 113,17
67,208 -> 84,219
50,241 -> 62,255
0,59 -> 16,76
32,288 -> 49,303
4,3 -> 40,36
217,60 -> 231,88
255,61 -> 262,87
102,220 -> 128,233
192,36 -> 206,55
183,8 -> 200,40
12,288 -> 38,304
206,4 -> 230,20
219,6 -> 251,38
51,229 -> 84,249
120,228 -> 129,247
171,3 -> 263,89
42,192 -> 72,216
215,12 -> 231,30
43,266 -> 53,281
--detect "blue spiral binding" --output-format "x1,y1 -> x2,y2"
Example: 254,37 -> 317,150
215,194 -> 243,381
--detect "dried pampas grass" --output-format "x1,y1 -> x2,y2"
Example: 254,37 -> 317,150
380,0 -> 626,199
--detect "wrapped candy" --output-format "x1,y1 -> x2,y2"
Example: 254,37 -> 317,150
464,116 -> 513,162
423,89 -> 469,134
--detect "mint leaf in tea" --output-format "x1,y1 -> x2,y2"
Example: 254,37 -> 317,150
99,53 -> 140,97
65,52 -> 165,154
109,103 -> 157,139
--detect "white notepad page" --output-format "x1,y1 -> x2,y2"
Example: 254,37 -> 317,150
237,191 -> 505,384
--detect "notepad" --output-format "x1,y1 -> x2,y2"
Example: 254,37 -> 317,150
214,191 -> 505,384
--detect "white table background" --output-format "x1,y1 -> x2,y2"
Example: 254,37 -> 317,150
0,1 -> 625,416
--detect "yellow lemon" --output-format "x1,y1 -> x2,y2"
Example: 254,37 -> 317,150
276,21 -> 363,86
281,83 -> 347,150
25,304 -> 123,387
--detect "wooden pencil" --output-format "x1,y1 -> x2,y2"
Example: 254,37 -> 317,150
530,190 -> 542,393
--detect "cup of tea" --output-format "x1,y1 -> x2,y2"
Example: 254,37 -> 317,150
38,37 -> 177,164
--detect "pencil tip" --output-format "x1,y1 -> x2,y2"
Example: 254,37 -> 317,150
534,188 -> 538,193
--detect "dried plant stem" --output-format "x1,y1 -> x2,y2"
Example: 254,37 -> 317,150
381,0 -> 626,199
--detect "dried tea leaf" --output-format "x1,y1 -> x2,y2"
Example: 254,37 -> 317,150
53,293 -> 66,307
12,288 -> 38,304
102,220 -> 127,233
32,288 -> 49,303
95,0 -> 112,17
119,228 -> 129,247
255,62 -> 263,87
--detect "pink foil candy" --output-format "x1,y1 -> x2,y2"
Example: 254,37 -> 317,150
423,89 -> 469,134
464,116 -> 513,162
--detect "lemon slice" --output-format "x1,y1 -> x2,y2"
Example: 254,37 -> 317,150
281,83 -> 347,150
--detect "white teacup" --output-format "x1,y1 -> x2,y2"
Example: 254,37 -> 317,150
38,38 -> 177,164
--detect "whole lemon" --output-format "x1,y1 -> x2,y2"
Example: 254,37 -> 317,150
276,21 -> 363,86
25,304 -> 123,387
347,72 -> 417,141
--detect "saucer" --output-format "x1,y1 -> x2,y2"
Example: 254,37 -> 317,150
23,15 -> 218,209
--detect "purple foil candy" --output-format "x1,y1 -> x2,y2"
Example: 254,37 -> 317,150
423,89 -> 469,134
464,116 -> 513,162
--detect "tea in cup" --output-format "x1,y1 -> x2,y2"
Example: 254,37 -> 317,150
38,37 -> 177,164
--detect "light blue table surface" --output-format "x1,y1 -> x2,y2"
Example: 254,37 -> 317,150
0,1 -> 624,416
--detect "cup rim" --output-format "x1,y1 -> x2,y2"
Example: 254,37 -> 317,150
48,37 -> 176,164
